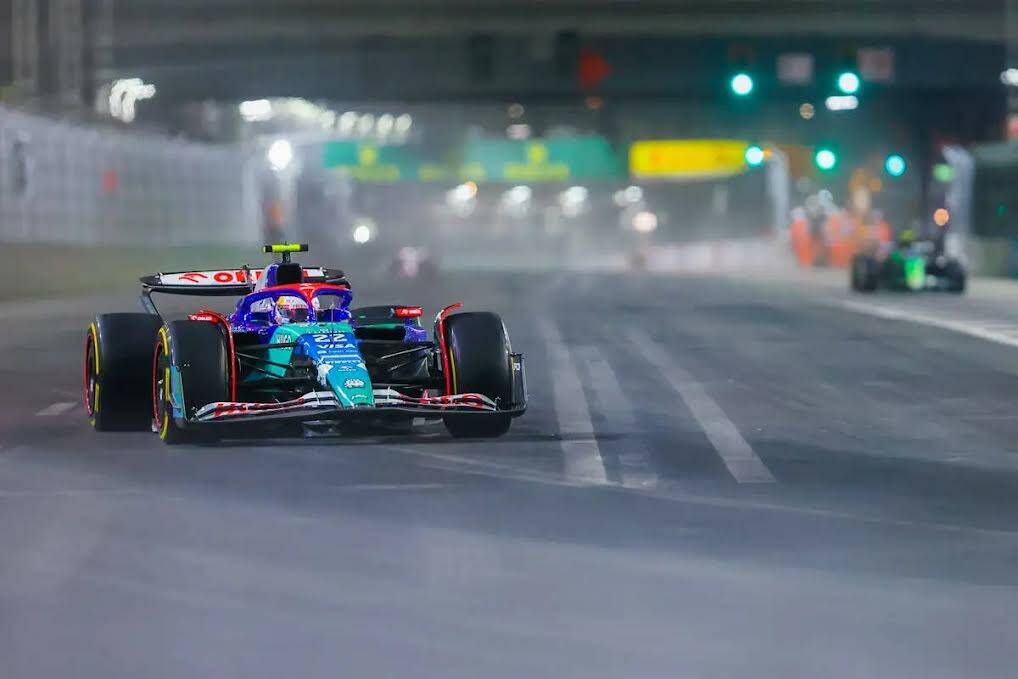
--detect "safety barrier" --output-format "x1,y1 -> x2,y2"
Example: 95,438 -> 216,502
0,106 -> 259,246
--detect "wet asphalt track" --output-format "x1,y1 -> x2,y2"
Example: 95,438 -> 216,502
2,270 -> 1018,678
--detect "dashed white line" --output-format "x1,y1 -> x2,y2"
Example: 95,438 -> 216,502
35,402 -> 77,417
537,317 -> 609,485
627,329 -> 776,484
839,299 -> 1018,349
575,346 -> 658,489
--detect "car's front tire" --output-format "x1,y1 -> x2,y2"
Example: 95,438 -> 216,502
153,321 -> 230,445
441,312 -> 514,439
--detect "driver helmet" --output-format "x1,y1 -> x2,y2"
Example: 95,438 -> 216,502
273,296 -> 309,324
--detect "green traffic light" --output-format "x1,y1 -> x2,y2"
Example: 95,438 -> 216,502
837,71 -> 860,94
730,72 -> 754,96
815,148 -> 837,171
885,154 -> 906,177
744,145 -> 765,167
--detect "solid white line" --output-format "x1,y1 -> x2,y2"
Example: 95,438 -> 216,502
839,299 -> 1018,349
627,329 -> 776,484
35,401 -> 77,417
575,346 -> 658,489
537,317 -> 609,485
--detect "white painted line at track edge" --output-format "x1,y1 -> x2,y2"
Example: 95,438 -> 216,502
36,402 -> 77,417
537,316 -> 609,485
838,299 -> 1018,349
627,329 -> 775,484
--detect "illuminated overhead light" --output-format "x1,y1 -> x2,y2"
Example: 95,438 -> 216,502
502,185 -> 532,218
508,103 -> 525,119
730,72 -> 754,96
239,99 -> 272,122
799,102 -> 815,120
447,182 -> 478,217
624,185 -> 643,203
744,145 -> 765,167
933,208 -> 950,227
356,113 -> 375,137
884,154 -> 906,177
352,218 -> 376,244
395,114 -> 412,134
632,211 -> 658,233
1001,68 -> 1018,87
825,95 -> 858,111
814,148 -> 837,171
338,111 -> 358,135
267,139 -> 294,171
560,185 -> 588,205
559,186 -> 588,217
376,113 -> 394,137
352,224 -> 372,244
505,185 -> 531,204
319,110 -> 336,129
453,181 -> 478,201
836,71 -> 860,94
448,181 -> 479,214
933,163 -> 955,183
507,123 -> 532,140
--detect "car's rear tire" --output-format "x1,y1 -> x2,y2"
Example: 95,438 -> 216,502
84,313 -> 163,431
441,312 -> 513,439
153,321 -> 230,445
944,258 -> 966,293
851,254 -> 879,292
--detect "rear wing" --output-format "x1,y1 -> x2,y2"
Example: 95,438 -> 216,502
139,266 -> 348,315
140,267 -> 347,295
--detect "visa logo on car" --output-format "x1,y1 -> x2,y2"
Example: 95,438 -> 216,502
310,333 -> 356,350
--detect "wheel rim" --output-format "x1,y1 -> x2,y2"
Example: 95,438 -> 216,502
153,335 -> 171,439
84,331 -> 98,421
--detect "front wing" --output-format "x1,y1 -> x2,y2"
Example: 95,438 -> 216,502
192,389 -> 520,424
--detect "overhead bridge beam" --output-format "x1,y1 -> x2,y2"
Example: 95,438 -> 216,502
111,2 -> 1006,49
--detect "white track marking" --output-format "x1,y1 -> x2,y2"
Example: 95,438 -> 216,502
627,329 -> 776,484
537,317 -> 609,485
35,402 -> 77,417
839,299 -> 1018,349
389,445 -> 584,487
575,346 -> 658,489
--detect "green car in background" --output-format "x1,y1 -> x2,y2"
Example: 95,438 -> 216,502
851,234 -> 966,294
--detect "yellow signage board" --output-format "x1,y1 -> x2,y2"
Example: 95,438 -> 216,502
629,139 -> 750,180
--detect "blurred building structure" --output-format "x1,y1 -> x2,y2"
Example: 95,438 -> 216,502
1,1 -> 1014,270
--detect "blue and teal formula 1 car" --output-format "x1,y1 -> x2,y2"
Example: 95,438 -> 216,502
83,244 -> 526,443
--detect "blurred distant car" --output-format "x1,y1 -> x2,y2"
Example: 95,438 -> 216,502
83,244 -> 526,444
851,232 -> 965,293
388,246 -> 440,281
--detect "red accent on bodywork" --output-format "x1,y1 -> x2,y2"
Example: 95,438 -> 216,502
394,306 -> 423,318
191,309 -> 237,401
435,302 -> 463,396
257,283 -> 349,303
